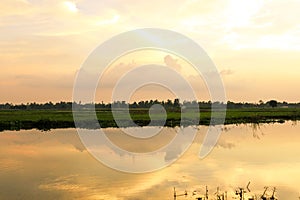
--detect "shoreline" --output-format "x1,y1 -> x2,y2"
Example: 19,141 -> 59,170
0,108 -> 299,131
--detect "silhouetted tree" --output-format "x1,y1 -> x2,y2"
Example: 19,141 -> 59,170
269,100 -> 278,108
1,99 -> 300,110
173,98 -> 180,108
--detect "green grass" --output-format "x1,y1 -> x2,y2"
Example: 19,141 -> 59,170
224,108 -> 300,123
0,107 -> 300,131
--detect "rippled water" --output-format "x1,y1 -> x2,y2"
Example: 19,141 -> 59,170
0,122 -> 300,199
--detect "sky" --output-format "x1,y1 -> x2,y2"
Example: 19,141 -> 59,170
1,0 -> 300,104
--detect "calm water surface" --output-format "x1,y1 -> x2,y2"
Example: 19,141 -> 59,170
0,122 -> 300,199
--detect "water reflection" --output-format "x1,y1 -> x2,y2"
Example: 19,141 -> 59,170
0,122 -> 300,199
77,126 -> 199,173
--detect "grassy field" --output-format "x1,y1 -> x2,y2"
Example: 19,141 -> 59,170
0,108 -> 300,131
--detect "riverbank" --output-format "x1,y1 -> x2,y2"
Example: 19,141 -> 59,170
0,108 -> 300,131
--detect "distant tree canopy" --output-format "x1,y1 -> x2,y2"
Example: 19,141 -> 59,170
0,99 -> 299,110
268,100 -> 278,108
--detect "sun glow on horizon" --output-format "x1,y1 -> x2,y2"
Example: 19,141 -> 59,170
1,0 -> 300,103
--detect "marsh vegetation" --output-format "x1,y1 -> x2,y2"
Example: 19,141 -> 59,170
0,99 -> 300,131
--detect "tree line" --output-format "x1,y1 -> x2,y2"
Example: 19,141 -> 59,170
0,99 -> 299,110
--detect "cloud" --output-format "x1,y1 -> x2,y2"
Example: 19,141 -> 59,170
1,0 -> 300,103
0,0 -> 32,17
164,55 -> 182,72
220,69 -> 234,76
15,73 -> 75,89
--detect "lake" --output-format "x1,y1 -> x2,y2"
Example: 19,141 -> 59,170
0,121 -> 299,199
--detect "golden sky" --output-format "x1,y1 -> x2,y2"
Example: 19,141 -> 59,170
1,0 -> 300,103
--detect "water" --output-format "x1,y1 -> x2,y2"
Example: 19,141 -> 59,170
0,122 -> 300,199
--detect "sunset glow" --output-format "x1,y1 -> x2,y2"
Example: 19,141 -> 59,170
63,1 -> 78,13
1,0 -> 299,103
